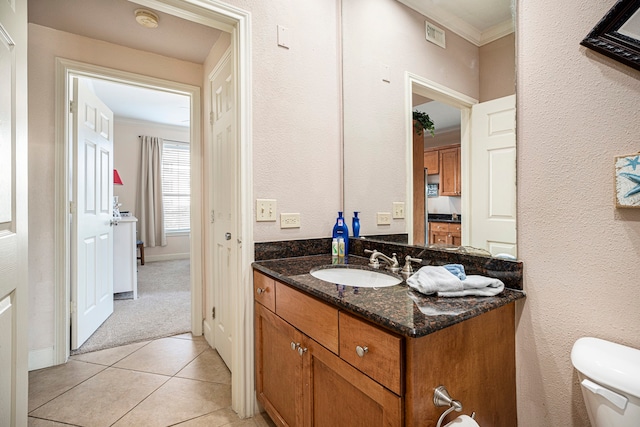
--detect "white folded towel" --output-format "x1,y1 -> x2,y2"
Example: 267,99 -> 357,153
438,275 -> 504,298
406,266 -> 463,295
407,266 -> 505,297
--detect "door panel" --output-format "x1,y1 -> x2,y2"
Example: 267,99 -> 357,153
469,95 -> 517,257
72,79 -> 115,349
0,0 -> 28,423
209,50 -> 237,369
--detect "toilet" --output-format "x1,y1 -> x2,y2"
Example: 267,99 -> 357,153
571,337 -> 640,427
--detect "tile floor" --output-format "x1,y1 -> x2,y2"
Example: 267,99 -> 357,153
28,334 -> 276,427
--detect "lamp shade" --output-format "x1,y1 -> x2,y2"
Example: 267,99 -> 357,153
113,169 -> 124,185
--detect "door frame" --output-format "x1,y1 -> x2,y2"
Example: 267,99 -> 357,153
52,0 -> 255,417
55,58 -> 202,353
404,72 -> 477,245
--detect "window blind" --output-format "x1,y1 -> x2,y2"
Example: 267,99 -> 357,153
162,141 -> 190,233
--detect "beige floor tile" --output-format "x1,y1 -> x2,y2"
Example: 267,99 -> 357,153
28,417 -> 79,426
113,336 -> 209,376
30,367 -> 169,427
28,359 -> 106,412
71,340 -> 150,366
112,376 -> 231,426
172,333 -> 205,341
176,348 -> 231,385
172,407 -> 250,426
252,412 -> 277,427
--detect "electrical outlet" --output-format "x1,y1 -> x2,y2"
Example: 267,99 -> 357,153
377,212 -> 391,225
280,213 -> 301,229
392,202 -> 405,219
256,199 -> 277,221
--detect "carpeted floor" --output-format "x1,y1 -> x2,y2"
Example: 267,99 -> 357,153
72,259 -> 191,355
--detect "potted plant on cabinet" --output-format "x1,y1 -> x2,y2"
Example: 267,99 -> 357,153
413,110 -> 435,137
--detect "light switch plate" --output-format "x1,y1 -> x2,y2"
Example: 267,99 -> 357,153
280,213 -> 301,229
256,199 -> 277,222
377,212 -> 391,225
392,202 -> 405,219
277,25 -> 290,49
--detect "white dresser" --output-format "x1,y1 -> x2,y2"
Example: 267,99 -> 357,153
113,216 -> 138,299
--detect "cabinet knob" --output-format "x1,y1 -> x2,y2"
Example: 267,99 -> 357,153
297,346 -> 308,356
290,342 -> 299,351
355,345 -> 369,357
256,287 -> 265,295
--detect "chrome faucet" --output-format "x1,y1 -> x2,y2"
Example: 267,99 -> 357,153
364,249 -> 400,273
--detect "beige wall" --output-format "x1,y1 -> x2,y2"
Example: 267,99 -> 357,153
223,0 -> 342,242
27,23 -> 203,359
516,0 -> 640,425
114,119 -> 190,261
480,33 -> 516,102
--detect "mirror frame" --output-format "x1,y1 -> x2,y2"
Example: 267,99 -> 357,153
581,0 -> 640,71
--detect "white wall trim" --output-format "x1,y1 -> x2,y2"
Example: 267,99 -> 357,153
28,347 -> 55,371
54,58 -> 202,363
404,72 -> 477,246
132,0 -> 255,418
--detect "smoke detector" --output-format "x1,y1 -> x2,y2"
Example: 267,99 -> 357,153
135,9 -> 159,29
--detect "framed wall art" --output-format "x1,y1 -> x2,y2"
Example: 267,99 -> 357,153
615,152 -> 640,208
581,0 -> 640,72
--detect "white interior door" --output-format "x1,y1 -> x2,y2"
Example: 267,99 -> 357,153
209,50 -> 237,370
469,95 -> 517,256
71,78 -> 115,349
0,0 -> 28,424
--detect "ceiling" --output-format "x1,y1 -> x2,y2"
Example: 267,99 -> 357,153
28,0 -> 224,127
397,0 -> 514,46
27,0 -> 512,128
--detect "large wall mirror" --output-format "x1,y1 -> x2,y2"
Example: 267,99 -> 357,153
342,0 -> 518,259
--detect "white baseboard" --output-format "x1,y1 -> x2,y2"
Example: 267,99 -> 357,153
29,346 -> 56,371
145,252 -> 190,262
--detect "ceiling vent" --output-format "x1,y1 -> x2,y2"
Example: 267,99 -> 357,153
426,22 -> 446,49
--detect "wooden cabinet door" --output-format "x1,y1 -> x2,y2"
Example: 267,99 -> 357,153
423,150 -> 439,174
439,147 -> 460,196
305,338 -> 402,427
256,303 -> 304,427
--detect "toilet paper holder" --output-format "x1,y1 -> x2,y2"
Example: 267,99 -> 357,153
433,386 -> 476,427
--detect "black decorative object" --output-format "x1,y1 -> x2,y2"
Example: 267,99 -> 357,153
581,0 -> 640,72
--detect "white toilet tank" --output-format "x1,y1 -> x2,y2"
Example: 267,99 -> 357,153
571,337 -> 640,427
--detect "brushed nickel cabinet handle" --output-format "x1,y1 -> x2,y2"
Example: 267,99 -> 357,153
297,346 -> 308,356
290,342 -> 299,351
356,345 -> 369,357
256,287 -> 265,295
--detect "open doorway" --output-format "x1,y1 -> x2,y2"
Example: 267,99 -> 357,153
69,75 -> 194,354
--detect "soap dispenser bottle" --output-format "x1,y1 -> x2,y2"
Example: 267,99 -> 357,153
352,212 -> 360,238
332,212 -> 349,256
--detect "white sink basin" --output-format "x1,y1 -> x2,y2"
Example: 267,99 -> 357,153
310,266 -> 402,288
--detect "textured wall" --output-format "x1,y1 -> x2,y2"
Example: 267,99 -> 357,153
516,1 -> 640,425
223,0 -> 342,242
479,33 -> 515,102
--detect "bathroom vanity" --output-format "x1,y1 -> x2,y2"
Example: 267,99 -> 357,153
253,253 -> 523,427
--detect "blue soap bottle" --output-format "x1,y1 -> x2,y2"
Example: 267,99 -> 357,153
332,212 -> 349,256
352,212 -> 360,238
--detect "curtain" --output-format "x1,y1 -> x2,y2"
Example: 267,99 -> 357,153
137,136 -> 167,247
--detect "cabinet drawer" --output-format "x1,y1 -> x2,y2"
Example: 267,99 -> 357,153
339,312 -> 402,395
276,282 -> 339,354
430,222 -> 449,232
253,271 -> 276,312
450,223 -> 461,234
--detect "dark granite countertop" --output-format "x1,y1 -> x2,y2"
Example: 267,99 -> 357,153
427,213 -> 461,223
252,254 -> 525,339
